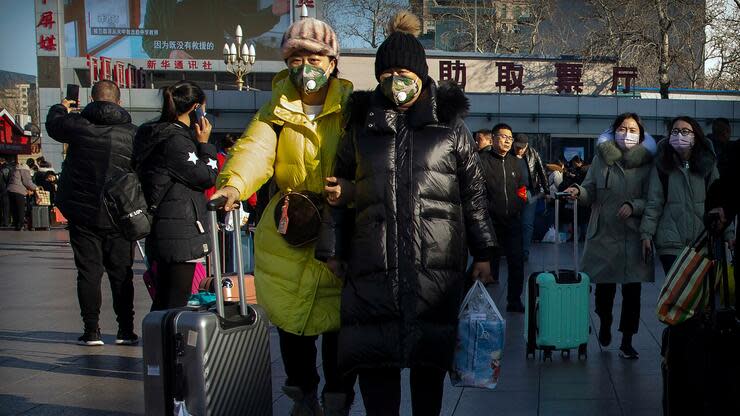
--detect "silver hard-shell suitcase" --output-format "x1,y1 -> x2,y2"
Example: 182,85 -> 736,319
143,198 -> 272,415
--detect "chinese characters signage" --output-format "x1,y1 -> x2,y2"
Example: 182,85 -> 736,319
439,60 -> 467,89
35,0 -> 59,56
555,63 -> 584,94
87,55 -> 148,89
496,62 -> 525,92
611,67 -> 638,93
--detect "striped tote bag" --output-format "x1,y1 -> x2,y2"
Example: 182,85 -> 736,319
657,232 -> 716,326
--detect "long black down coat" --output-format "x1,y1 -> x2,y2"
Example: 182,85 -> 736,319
316,80 -> 496,373
46,102 -> 137,227
133,120 -> 218,263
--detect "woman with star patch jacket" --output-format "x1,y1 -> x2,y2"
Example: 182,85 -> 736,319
133,81 -> 218,310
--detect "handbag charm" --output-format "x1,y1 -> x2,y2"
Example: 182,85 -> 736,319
277,195 -> 290,235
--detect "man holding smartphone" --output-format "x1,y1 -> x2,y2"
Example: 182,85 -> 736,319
46,80 -> 139,346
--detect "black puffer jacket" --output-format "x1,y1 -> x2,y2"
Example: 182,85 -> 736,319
46,102 -> 136,227
478,147 -> 526,224
523,145 -> 548,194
317,80 -> 495,373
133,121 -> 218,263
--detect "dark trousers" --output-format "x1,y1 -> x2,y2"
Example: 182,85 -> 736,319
492,219 -> 525,303
151,262 -> 195,311
594,282 -> 642,335
357,366 -> 447,416
277,328 -> 354,398
0,191 -> 9,227
9,192 -> 26,230
68,223 -> 135,332
660,255 -> 678,276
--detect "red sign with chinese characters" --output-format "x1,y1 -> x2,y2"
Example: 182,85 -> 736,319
35,0 -> 59,56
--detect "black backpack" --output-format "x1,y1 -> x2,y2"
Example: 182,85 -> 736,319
103,169 -> 173,242
103,171 -> 152,241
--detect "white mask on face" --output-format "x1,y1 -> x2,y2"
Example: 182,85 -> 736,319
669,133 -> 694,152
615,131 -> 640,150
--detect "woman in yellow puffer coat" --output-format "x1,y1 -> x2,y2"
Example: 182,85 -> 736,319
211,18 -> 354,416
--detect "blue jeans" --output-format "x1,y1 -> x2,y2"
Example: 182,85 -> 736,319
521,197 -> 538,259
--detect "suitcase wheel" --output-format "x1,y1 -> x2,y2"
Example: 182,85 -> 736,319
561,350 -> 571,359
526,342 -> 536,359
578,343 -> 588,360
542,349 -> 553,362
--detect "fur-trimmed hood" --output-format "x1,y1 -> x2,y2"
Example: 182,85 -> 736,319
655,137 -> 716,178
347,79 -> 469,128
597,137 -> 655,169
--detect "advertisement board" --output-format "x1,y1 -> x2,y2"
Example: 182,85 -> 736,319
63,0 -> 292,61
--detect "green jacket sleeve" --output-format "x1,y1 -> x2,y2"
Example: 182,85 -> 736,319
217,110 -> 277,200
640,165 -> 664,240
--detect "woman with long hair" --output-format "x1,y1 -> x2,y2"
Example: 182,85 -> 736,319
133,80 -> 217,311
640,116 -> 727,274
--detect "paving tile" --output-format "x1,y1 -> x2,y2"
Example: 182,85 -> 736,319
539,399 -> 623,416
453,390 -> 538,415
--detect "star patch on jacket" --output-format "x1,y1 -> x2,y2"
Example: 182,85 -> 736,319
187,151 -> 198,165
207,158 -> 218,170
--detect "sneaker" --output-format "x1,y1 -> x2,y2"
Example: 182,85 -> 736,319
506,300 -> 526,313
78,329 -> 104,346
115,330 -> 139,345
618,344 -> 639,359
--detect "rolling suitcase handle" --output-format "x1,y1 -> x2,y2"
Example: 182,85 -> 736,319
207,196 -> 249,318
553,193 -> 580,278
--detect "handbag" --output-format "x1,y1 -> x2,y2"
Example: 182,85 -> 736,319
273,191 -> 323,247
656,232 -> 717,326
35,190 -> 51,206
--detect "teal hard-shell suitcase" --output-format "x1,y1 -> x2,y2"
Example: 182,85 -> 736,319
524,197 -> 590,360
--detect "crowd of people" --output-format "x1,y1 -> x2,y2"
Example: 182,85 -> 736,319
0,156 -> 58,230
33,9 -> 737,416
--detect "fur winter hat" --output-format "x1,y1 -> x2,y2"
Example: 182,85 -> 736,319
375,11 -> 428,81
281,18 -> 339,60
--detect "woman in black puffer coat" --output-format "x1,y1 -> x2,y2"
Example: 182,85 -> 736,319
133,81 -> 218,310
316,11 -> 495,416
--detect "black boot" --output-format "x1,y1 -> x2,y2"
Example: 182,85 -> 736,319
282,386 -> 322,416
322,392 -> 351,416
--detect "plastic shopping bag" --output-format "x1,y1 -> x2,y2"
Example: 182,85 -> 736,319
450,280 -> 506,389
542,226 -> 558,243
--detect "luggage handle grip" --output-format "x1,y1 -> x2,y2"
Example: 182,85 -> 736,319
207,196 -> 240,212
208,201 -> 249,319
553,198 -> 580,276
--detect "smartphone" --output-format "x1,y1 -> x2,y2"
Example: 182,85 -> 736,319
194,105 -> 206,123
65,84 -> 79,108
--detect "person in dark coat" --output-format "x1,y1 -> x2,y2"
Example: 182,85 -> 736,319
479,123 -> 528,312
134,81 -> 217,311
316,11 -> 495,416
512,133 -> 548,261
46,80 -> 138,346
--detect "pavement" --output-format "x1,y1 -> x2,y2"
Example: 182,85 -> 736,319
0,229 -> 667,415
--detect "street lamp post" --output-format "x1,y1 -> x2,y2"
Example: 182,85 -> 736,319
223,25 -> 256,91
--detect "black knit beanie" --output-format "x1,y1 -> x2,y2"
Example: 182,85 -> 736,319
375,11 -> 428,81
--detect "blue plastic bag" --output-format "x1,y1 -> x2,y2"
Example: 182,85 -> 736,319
451,280 -> 506,389
187,291 -> 216,307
